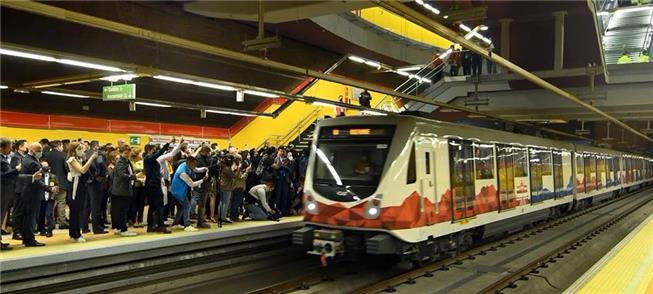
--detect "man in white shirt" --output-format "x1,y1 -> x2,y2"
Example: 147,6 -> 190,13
244,180 -> 276,221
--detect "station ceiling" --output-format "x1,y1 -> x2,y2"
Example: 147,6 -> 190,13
1,1 -> 650,153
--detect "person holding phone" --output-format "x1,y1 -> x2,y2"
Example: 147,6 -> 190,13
67,141 -> 97,243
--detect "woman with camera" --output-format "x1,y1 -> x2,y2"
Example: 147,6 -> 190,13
66,142 -> 97,243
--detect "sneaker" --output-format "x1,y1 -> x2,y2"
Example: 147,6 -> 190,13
173,224 -> 185,230
164,220 -> 173,226
184,226 -> 198,232
120,231 -> 137,237
71,237 -> 86,243
114,229 -> 121,235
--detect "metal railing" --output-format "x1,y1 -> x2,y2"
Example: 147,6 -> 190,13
258,107 -> 321,149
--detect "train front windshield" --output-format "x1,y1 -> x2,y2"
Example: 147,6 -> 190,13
313,126 -> 395,202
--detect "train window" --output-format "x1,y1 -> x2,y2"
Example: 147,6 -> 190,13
540,150 -> 553,176
553,150 -> 563,197
474,143 -> 495,180
576,153 -> 584,175
425,152 -> 431,175
584,154 -> 597,192
597,156 -> 606,188
497,145 -> 516,210
529,148 -> 543,201
514,147 -> 528,177
407,143 -> 416,184
449,139 -> 475,220
606,157 -> 612,187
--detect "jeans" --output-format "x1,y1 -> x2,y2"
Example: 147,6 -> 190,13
218,190 -> 232,221
486,59 -> 497,74
129,186 -> 145,223
245,204 -> 268,220
449,65 -> 459,76
190,189 -> 208,224
146,181 -> 165,229
174,195 -> 190,227
230,189 -> 244,221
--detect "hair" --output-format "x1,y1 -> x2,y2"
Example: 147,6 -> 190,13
130,148 -> 142,160
118,144 -> 131,153
200,146 -> 211,154
39,138 -> 50,145
0,137 -> 11,149
108,151 -> 119,164
144,143 -> 156,154
186,156 -> 197,163
13,140 -> 26,151
62,139 -> 71,145
90,140 -> 99,148
51,140 -> 62,148
67,141 -> 84,159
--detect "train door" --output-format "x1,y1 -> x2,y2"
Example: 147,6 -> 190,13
449,139 -> 475,221
473,143 -> 498,214
597,156 -> 606,190
552,150 -> 564,198
497,145 -> 516,211
513,147 -> 530,205
416,139 -> 436,219
575,153 -> 585,194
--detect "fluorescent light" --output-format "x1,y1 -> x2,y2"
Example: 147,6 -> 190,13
0,48 -> 126,72
41,91 -> 89,98
439,48 -> 453,59
154,75 -> 237,91
596,11 -> 610,16
443,15 -> 449,19
0,48 -> 56,62
364,60 -> 381,68
153,75 -> 194,84
420,77 -> 432,83
101,74 -> 139,82
236,90 -> 245,102
415,0 -> 424,4
430,7 -> 440,14
348,56 -> 366,63
195,82 -> 237,91
57,59 -> 124,72
459,24 -> 472,32
480,25 -> 489,31
0,85 -> 7,89
205,109 -> 256,117
135,102 -> 171,108
398,66 -> 421,72
395,71 -> 410,77
244,90 -> 278,98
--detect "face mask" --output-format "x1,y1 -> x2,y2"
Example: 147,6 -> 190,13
34,152 -> 43,160
76,150 -> 84,157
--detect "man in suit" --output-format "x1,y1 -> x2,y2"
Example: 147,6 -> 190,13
36,158 -> 57,237
11,140 -> 27,240
20,142 -> 59,247
1,138 -> 20,250
110,145 -> 137,236
45,140 -> 69,230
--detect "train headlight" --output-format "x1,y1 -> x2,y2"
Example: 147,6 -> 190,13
307,202 -> 317,211
368,207 -> 379,216
364,194 -> 383,219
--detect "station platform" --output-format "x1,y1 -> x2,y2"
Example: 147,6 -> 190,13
0,216 -> 303,281
565,214 -> 653,294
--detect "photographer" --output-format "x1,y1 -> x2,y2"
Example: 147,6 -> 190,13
86,140 -> 108,234
171,156 -> 207,231
191,146 -> 213,228
218,155 -> 236,223
243,180 -> 279,221
230,154 -> 250,222
36,158 -> 57,238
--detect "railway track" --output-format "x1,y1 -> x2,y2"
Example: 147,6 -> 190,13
244,188 -> 652,294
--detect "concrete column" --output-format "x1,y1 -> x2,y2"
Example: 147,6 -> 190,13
553,11 -> 568,70
499,18 -> 512,60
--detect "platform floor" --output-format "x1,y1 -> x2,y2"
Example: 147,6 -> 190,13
565,213 -> 653,294
0,216 -> 302,271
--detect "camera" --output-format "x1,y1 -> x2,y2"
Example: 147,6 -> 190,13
41,166 -> 51,173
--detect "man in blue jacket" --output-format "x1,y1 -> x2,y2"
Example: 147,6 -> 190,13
171,156 -> 207,232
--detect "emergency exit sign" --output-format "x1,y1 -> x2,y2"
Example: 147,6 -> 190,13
103,84 -> 136,101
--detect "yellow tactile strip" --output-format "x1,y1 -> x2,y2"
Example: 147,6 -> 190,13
565,214 -> 653,294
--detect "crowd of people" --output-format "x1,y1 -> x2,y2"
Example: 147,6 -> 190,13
0,136 -> 308,249
447,45 -> 497,77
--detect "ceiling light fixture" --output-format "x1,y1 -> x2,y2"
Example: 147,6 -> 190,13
0,48 -> 125,72
443,15 -> 449,19
101,74 -> 139,82
415,0 -> 424,5
41,90 -> 89,98
397,66 -> 422,72
364,60 -> 381,69
243,90 -> 278,98
0,85 -> 8,89
134,102 -> 172,108
153,75 -> 237,91
348,56 -> 366,63
236,90 -> 245,102
205,109 -> 256,117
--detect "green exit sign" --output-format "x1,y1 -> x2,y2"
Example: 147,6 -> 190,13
103,84 -> 136,101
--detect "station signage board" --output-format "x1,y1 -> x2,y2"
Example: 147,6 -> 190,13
103,84 -> 136,101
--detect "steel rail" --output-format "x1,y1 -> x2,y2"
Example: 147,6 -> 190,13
375,1 -> 653,143
0,1 -> 603,143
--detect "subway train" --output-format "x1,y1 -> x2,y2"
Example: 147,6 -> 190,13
293,115 -> 653,263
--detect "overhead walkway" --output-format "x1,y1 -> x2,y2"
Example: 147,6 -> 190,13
600,5 -> 653,63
